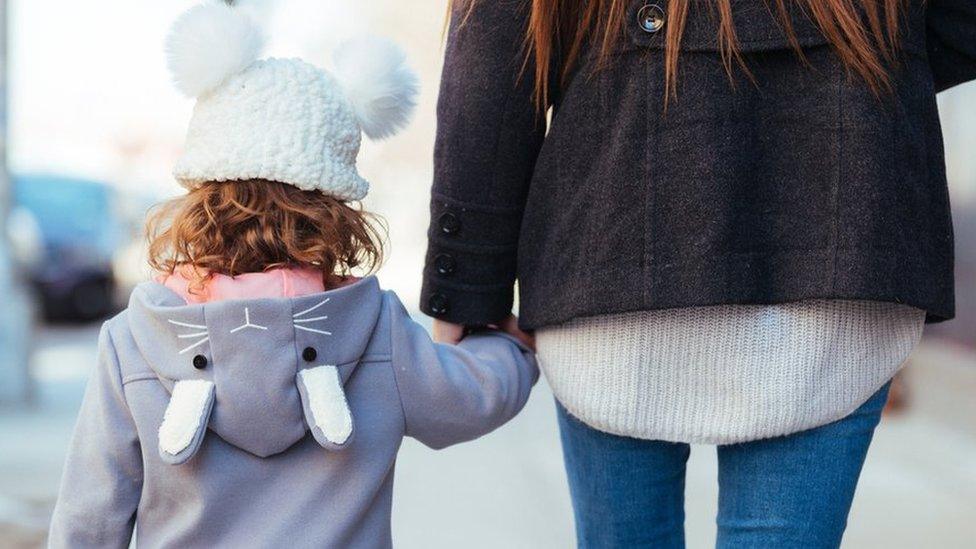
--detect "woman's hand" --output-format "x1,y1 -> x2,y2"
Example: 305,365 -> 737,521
497,315 -> 536,352
433,317 -> 536,352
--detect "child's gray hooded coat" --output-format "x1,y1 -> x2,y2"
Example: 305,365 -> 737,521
48,276 -> 537,548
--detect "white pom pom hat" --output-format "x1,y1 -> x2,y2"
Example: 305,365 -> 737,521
166,3 -> 418,201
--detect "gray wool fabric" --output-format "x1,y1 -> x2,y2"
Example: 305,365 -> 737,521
421,0 -> 976,329
48,276 -> 538,548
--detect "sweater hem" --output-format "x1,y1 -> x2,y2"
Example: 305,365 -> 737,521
552,371 -> 897,446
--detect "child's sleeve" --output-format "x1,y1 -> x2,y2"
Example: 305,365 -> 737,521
48,324 -> 143,549
389,299 -> 539,449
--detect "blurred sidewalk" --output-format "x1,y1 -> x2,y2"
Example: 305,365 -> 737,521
1,324 -> 974,548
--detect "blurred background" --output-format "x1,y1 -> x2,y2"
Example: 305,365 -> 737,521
0,1 -> 973,547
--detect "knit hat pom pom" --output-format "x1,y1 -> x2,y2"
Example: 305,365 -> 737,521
333,37 -> 419,140
166,3 -> 265,98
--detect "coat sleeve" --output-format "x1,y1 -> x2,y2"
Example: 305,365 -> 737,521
420,0 -> 549,325
927,0 -> 976,92
48,324 -> 143,549
389,297 -> 539,449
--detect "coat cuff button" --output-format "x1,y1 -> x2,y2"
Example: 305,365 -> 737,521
428,293 -> 450,316
434,253 -> 457,276
439,212 -> 461,235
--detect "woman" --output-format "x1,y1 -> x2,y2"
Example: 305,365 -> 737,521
423,0 -> 974,547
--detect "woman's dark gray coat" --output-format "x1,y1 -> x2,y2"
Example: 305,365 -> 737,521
421,0 -> 976,329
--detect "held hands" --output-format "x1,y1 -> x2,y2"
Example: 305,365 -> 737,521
432,319 -> 466,345
433,316 -> 536,352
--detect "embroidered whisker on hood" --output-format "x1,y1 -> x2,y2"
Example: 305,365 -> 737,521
295,326 -> 333,336
293,298 -> 330,318
48,4 -> 536,548
50,274 -> 538,548
294,315 -> 328,323
167,319 -> 207,330
177,337 -> 210,355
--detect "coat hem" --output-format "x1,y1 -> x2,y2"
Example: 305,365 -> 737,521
518,247 -> 954,330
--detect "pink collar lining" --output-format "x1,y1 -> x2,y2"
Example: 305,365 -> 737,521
157,267 -> 330,304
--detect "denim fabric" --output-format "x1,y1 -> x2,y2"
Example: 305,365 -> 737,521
557,382 -> 891,548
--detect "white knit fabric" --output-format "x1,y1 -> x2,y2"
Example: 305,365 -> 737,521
166,5 -> 418,201
175,58 -> 369,200
537,300 -> 925,444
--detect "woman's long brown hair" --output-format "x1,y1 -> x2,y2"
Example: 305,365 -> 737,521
454,0 -> 903,106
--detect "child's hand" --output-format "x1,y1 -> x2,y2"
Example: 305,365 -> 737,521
497,315 -> 536,352
433,320 -> 465,345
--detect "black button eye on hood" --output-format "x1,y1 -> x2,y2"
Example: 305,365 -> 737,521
193,354 -> 208,369
127,276 -> 385,459
302,347 -> 317,362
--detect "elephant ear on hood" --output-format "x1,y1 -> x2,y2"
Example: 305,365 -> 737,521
158,379 -> 215,465
126,276 -> 383,463
297,365 -> 354,450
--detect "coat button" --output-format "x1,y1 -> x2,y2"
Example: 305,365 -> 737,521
428,293 -> 450,316
192,354 -> 208,369
302,347 -> 317,362
638,4 -> 666,33
439,212 -> 461,235
434,253 -> 457,276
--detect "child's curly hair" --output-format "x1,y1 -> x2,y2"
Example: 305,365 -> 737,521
147,179 -> 385,292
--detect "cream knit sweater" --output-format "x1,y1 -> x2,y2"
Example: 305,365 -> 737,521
537,300 -> 925,444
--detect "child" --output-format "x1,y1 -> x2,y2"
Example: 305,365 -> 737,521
48,4 -> 537,548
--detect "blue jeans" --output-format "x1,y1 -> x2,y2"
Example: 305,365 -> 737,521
557,382 -> 891,549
